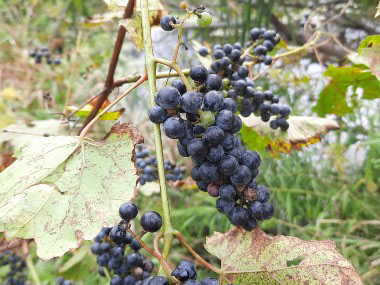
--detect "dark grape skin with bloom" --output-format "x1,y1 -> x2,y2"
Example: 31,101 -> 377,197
147,25 -> 292,230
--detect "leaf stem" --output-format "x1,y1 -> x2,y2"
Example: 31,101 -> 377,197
113,69 -> 190,87
272,31 -> 321,60
79,73 -> 147,140
154,57 -> 192,91
174,230 -> 222,274
126,229 -> 176,281
25,255 -> 41,285
141,0 -> 175,277
104,267 -> 112,282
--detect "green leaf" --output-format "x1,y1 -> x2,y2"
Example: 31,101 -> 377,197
205,227 -> 363,284
314,66 -> 380,116
58,243 -> 89,273
240,123 -> 270,153
357,35 -> 380,53
357,35 -> 380,81
240,116 -> 339,154
0,123 -> 143,259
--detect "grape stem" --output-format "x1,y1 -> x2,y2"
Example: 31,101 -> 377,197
141,0 -> 175,278
174,230 -> 223,274
79,72 -> 147,140
104,267 -> 112,282
113,69 -> 190,87
154,57 -> 192,91
126,228 -> 176,282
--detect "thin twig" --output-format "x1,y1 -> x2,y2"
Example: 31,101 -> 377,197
154,58 -> 192,91
79,73 -> 147,140
126,228 -> 176,281
174,231 -> 222,274
153,232 -> 163,256
23,241 -> 41,285
113,69 -> 190,87
78,0 -> 134,134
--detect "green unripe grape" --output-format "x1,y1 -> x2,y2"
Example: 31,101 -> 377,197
198,110 -> 215,127
197,12 -> 212,28
222,78 -> 230,89
222,90 -> 228,98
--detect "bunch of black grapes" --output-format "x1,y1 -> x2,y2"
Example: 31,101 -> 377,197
198,27 -> 291,131
171,259 -> 228,285
29,47 -> 61,65
136,144 -> 184,185
151,25 -> 293,230
0,251 -> 27,285
91,202 -> 169,284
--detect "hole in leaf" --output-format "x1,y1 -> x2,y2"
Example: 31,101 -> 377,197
287,256 -> 304,267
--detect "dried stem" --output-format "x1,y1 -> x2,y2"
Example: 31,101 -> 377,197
79,73 -> 147,140
78,0 -> 134,134
174,231 -> 222,274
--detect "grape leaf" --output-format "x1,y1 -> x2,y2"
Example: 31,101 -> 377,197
240,115 -> 339,154
205,227 -> 362,284
120,16 -> 144,52
0,119 -> 67,149
313,65 -> 380,116
375,1 -> 380,18
0,123 -> 143,259
358,36 -> 380,81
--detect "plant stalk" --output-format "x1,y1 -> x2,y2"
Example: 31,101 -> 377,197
140,0 -> 174,277
25,255 -> 41,285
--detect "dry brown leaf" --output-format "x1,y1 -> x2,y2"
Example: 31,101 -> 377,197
205,227 -> 362,284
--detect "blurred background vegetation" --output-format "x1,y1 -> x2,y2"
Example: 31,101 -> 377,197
0,0 -> 379,284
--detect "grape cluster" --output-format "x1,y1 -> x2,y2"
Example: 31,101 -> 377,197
29,47 -> 61,65
0,251 -> 27,285
171,259 -> 231,285
56,277 -> 73,285
198,27 -> 291,130
136,144 -> 185,185
148,68 -> 276,229
91,202 -> 165,284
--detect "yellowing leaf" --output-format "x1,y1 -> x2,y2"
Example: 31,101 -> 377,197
66,105 -> 124,120
120,16 -> 144,52
0,123 -> 143,259
357,36 -> 380,81
240,115 -> 339,154
205,227 -> 362,284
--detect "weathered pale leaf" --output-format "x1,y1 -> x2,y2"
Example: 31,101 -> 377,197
66,105 -> 125,120
205,227 -> 362,284
0,120 -> 66,148
0,123 -> 143,259
314,66 -> 380,116
135,0 -> 166,26
82,11 -> 123,28
240,115 -> 339,154
375,1 -> 380,18
120,17 -> 144,52
192,40 -> 212,68
104,0 -> 128,12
